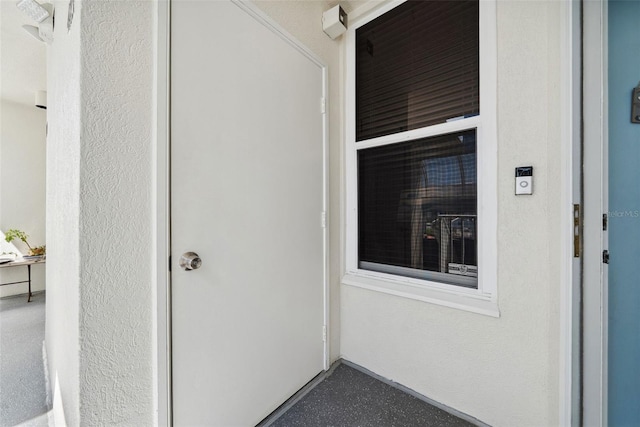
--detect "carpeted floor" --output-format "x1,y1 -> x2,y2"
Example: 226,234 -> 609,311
269,363 -> 475,427
0,292 -> 48,427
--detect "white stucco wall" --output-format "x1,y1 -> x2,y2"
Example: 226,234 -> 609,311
77,0 -> 154,423
340,1 -> 564,426
44,0 -> 567,425
46,0 -> 81,424
46,0 -> 155,424
0,100 -> 46,297
252,0 -> 344,362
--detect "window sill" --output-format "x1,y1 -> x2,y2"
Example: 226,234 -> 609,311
342,272 -> 500,318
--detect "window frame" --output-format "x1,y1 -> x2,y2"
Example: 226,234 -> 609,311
344,0 -> 498,316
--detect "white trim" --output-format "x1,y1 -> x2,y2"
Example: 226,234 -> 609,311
343,274 -> 499,317
344,0 -> 498,315
582,1 -> 608,425
322,64 -> 330,370
477,0 -> 498,300
154,0 -> 171,426
559,0 -> 580,425
231,1 -> 326,70
353,117 -> 480,151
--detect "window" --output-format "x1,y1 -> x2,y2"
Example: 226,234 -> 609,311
345,0 -> 497,312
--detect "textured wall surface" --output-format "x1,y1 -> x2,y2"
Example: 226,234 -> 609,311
0,100 -> 46,297
44,0 -> 565,424
77,0 -> 155,424
253,0 -> 343,362
340,1 -> 563,426
46,0 -> 155,425
45,0 -> 82,424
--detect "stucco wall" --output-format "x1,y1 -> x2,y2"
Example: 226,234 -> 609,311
77,1 -> 154,424
340,1 -> 563,426
46,0 -> 81,424
44,0 -> 566,425
46,0 -> 155,424
0,100 -> 46,297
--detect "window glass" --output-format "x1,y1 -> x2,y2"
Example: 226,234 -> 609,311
358,130 -> 478,286
356,0 -> 479,141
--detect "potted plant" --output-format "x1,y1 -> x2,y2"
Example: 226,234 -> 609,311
4,229 -> 46,256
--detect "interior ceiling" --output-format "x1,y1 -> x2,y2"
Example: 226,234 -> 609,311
0,0 -> 47,106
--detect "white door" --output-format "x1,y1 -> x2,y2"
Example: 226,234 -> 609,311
171,1 -> 327,425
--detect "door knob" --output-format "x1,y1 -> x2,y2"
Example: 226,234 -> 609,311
179,252 -> 202,271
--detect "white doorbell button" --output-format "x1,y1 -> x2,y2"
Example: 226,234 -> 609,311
515,166 -> 533,195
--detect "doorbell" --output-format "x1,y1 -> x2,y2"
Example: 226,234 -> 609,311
515,166 -> 533,195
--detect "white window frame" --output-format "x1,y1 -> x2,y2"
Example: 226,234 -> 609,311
343,0 -> 498,317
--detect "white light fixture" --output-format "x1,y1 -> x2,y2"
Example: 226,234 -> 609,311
16,0 -> 54,44
35,90 -> 47,109
322,5 -> 348,40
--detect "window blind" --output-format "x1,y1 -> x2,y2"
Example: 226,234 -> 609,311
356,0 -> 479,141
358,130 -> 478,285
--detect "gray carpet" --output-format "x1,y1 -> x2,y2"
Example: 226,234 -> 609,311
0,292 -> 48,427
270,363 -> 475,427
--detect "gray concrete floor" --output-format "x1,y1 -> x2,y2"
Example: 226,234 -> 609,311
270,363 -> 475,427
0,292 -> 48,427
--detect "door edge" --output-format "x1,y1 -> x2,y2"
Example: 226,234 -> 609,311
582,0 -> 609,425
155,0 -> 172,426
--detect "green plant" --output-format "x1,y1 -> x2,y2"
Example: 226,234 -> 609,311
4,229 -> 45,256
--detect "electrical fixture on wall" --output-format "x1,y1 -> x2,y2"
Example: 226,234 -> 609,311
35,91 -> 46,109
16,0 -> 54,44
322,5 -> 347,40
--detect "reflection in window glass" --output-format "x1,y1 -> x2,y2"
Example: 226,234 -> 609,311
356,0 -> 479,141
358,130 -> 478,286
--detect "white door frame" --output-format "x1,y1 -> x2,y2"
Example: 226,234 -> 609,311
154,1 -> 331,425
560,1 -> 582,426
582,0 -> 609,425
155,0 -> 171,425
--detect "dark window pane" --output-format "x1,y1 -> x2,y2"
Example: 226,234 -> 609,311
356,0 -> 479,141
358,130 -> 477,286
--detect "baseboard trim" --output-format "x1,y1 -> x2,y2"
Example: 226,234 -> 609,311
0,290 -> 45,300
42,341 -> 52,409
256,360 -> 341,427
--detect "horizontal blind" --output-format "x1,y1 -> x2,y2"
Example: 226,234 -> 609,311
358,130 -> 477,285
356,0 -> 479,141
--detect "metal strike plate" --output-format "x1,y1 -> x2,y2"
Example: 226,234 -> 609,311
573,204 -> 581,257
632,86 -> 640,124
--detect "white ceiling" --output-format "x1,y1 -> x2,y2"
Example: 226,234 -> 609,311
0,0 -> 47,106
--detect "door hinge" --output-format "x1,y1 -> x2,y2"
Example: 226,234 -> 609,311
320,97 -> 326,114
573,204 -> 581,257
168,255 -> 172,272
322,325 -> 327,342
603,213 -> 608,231
321,211 -> 327,228
603,250 -> 610,264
